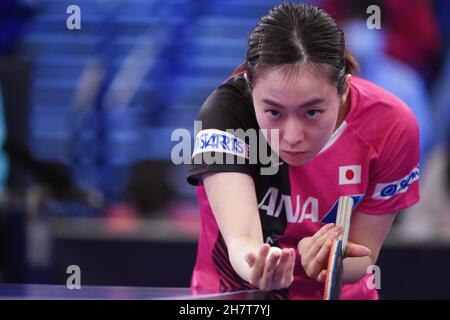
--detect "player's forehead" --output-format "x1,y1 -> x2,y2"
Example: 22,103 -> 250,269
252,64 -> 336,104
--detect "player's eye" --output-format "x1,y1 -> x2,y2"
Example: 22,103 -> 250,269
265,110 -> 281,119
306,110 -> 322,120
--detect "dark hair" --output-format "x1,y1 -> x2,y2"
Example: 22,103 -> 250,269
244,2 -> 358,95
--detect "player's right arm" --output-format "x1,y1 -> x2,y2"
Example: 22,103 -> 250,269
202,171 -> 295,291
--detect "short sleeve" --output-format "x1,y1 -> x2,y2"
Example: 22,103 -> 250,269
357,107 -> 421,214
186,79 -> 260,186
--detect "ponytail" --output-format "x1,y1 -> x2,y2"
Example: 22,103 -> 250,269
344,49 -> 360,75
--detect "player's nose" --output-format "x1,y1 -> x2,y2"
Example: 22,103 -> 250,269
282,119 -> 305,147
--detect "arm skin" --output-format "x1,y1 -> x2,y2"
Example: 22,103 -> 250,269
342,210 -> 397,284
202,172 -> 295,291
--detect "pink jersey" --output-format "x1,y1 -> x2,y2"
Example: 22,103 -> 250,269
187,75 -> 420,300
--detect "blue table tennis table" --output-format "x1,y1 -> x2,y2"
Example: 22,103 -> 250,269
0,284 -> 268,300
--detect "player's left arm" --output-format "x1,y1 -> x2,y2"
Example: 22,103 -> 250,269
342,210 -> 397,284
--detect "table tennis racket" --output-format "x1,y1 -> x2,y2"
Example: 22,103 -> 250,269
323,196 -> 354,300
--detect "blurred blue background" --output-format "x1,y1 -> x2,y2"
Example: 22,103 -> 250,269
0,0 -> 449,299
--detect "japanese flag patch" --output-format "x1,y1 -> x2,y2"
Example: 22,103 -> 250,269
339,165 -> 361,185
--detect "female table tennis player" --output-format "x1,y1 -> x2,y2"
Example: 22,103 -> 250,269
186,2 -> 420,299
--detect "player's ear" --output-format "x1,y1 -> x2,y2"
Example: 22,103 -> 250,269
244,72 -> 253,94
340,74 -> 352,102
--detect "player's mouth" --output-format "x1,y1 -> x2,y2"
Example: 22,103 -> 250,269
281,150 -> 308,158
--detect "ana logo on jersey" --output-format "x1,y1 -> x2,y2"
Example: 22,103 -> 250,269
321,195 -> 365,224
258,187 -> 319,223
372,165 -> 419,200
339,165 -> 361,185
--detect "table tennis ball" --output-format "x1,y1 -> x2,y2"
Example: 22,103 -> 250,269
268,246 -> 283,258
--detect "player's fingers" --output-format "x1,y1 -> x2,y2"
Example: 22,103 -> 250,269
260,250 -> 280,290
280,249 -> 296,287
297,237 -> 310,256
317,269 -> 327,283
250,244 -> 270,284
305,226 -> 342,261
313,234 -> 336,270
310,223 -> 335,242
344,243 -> 371,258
271,248 -> 291,285
303,228 -> 341,279
245,252 -> 257,268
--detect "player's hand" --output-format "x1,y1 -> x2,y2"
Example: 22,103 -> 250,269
245,244 -> 296,291
297,223 -> 371,283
